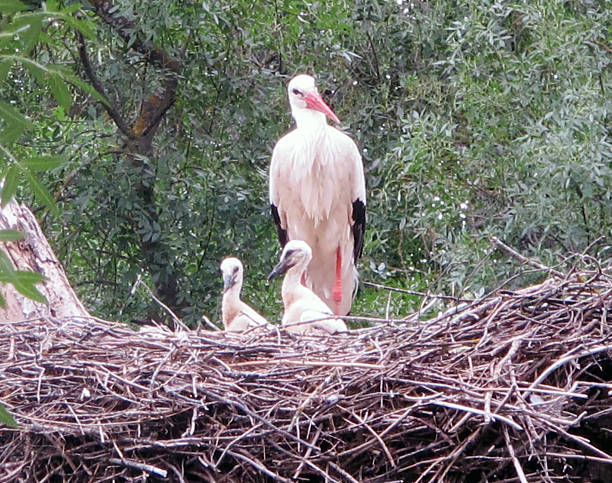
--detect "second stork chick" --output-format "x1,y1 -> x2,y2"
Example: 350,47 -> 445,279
268,240 -> 348,335
220,257 -> 270,333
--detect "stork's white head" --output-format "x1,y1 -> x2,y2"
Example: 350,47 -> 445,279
267,240 -> 312,280
220,257 -> 244,293
287,74 -> 340,126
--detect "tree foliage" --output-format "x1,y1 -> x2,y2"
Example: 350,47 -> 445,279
0,0 -> 96,307
2,0 -> 610,325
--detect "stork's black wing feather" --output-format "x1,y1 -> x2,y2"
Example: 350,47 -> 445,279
352,199 -> 366,262
270,204 -> 288,247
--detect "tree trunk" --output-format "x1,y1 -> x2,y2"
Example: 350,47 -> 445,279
76,2 -> 183,318
0,199 -> 89,322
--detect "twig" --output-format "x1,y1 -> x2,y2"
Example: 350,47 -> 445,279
363,281 -> 472,302
108,457 -> 167,478
490,236 -> 564,278
200,314 -> 221,331
503,426 -> 528,483
524,344 -> 612,398
225,449 -> 290,482
351,411 -> 396,467
546,451 -> 612,465
133,276 -> 190,331
292,428 -> 321,480
230,359 -> 385,370
429,399 -> 523,430
328,461 -> 361,483
201,390 -> 320,451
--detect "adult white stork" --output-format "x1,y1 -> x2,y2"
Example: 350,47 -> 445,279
269,74 -> 366,316
220,257 -> 270,333
268,240 -> 348,335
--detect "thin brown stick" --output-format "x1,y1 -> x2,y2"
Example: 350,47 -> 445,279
108,457 -> 167,478
503,426 -> 528,483
491,236 -> 564,278
76,33 -> 131,137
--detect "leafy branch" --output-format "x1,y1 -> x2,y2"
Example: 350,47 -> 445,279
0,0 -> 96,307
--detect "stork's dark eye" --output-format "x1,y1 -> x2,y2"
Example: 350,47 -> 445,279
233,266 -> 239,274
292,88 -> 302,96
285,249 -> 295,257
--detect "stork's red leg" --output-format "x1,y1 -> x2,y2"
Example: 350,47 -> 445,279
332,247 -> 343,314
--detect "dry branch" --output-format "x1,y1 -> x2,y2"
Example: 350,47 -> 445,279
0,199 -> 89,321
1,268 -> 611,481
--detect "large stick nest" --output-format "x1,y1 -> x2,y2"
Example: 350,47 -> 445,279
2,269 -> 612,482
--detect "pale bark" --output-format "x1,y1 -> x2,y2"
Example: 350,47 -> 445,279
0,199 -> 89,322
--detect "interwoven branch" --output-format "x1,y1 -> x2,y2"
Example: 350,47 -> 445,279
1,270 -> 611,482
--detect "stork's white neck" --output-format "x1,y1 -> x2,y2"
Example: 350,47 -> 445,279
291,107 -> 328,132
223,283 -> 242,303
281,263 -> 308,294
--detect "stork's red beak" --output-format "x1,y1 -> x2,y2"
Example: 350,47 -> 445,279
304,92 -> 340,124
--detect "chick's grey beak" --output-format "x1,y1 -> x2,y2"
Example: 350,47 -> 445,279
267,258 -> 290,280
223,273 -> 236,292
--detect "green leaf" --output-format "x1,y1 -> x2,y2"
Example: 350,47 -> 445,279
48,73 -> 72,111
0,290 -> 5,308
22,169 -> 58,216
0,123 -> 24,146
0,249 -> 14,275
63,72 -> 109,106
0,100 -> 30,139
0,0 -> 27,14
0,273 -> 14,283
44,0 -> 59,11
0,59 -> 13,83
22,58 -> 45,83
0,229 -> 24,242
61,3 -> 81,14
1,165 -> 19,206
13,14 -> 42,54
22,155 -> 64,172
13,275 -> 47,304
62,13 -> 97,40
15,270 -> 45,284
0,404 -> 18,428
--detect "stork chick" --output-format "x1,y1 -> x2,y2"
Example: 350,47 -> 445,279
269,74 -> 366,316
220,257 -> 270,333
268,240 -> 348,335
